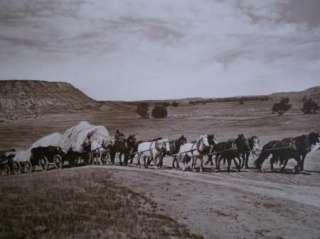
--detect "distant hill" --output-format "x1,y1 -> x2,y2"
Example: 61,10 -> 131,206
0,80 -> 97,119
271,86 -> 320,102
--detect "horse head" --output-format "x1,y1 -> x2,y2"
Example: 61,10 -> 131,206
308,132 -> 320,152
235,134 -> 249,150
207,134 -> 218,146
196,135 -> 210,153
155,139 -> 170,154
287,138 -> 297,151
102,137 -> 114,149
178,135 -> 187,146
250,136 -> 261,154
201,135 -> 210,147
309,132 -> 320,145
127,135 -> 137,145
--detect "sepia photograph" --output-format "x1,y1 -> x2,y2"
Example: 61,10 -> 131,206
0,1 -> 320,238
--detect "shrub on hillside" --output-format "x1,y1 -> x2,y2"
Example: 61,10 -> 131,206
272,97 -> 292,116
136,103 -> 149,118
302,97 -> 319,114
152,105 -> 168,119
172,102 -> 179,107
162,102 -> 170,107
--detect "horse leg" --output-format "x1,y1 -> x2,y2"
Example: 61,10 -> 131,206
234,157 -> 241,172
294,154 -> 302,173
227,158 -> 231,172
300,154 -> 306,171
216,155 -> 221,171
210,154 -> 214,166
205,155 -> 212,166
223,157 -> 227,166
160,156 -> 164,168
280,158 -> 288,172
123,152 -> 128,166
245,153 -> 250,169
147,155 -> 154,167
98,153 -> 103,165
118,153 -> 122,166
144,156 -> 153,168
240,154 -> 244,169
110,152 -> 115,165
240,154 -> 245,169
157,154 -> 163,168
176,156 -> 180,169
92,155 -> 96,165
215,155 -> 220,170
172,156 -> 177,169
137,153 -> 141,166
270,158 -> 274,171
143,156 -> 148,168
199,156 -> 204,172
182,155 -> 186,171
270,154 -> 279,171
192,156 -> 197,171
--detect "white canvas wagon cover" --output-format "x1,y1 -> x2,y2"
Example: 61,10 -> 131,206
60,121 -> 111,153
14,132 -> 64,162
31,132 -> 64,149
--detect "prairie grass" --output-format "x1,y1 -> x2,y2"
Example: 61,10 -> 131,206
0,168 -> 203,239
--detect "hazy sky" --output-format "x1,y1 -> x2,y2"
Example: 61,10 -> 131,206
1,0 -> 320,100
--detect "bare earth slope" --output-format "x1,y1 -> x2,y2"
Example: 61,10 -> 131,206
0,80 -> 98,119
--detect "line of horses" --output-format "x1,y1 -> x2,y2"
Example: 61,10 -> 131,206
0,132 -> 319,176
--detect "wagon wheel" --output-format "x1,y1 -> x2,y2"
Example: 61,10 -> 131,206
100,152 -> 107,165
24,161 -> 32,174
39,157 -> 49,171
53,155 -> 63,169
12,162 -> 20,175
105,152 -> 112,165
0,165 -> 10,176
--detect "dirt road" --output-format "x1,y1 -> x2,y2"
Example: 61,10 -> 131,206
94,161 -> 320,239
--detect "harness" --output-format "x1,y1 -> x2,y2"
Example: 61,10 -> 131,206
139,140 -> 162,155
172,138 -> 203,157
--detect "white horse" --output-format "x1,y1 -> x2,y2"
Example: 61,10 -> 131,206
90,139 -> 113,165
178,135 -> 210,172
137,139 -> 170,168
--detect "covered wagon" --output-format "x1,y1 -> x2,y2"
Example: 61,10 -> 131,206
60,121 -> 111,166
19,132 -> 65,171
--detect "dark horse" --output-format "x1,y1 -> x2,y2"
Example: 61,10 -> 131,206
207,134 -> 257,171
236,135 -> 260,169
255,132 -> 319,172
166,135 -> 187,168
214,140 -> 241,172
204,134 -> 219,166
293,132 -> 319,171
125,135 -> 140,165
255,138 -> 300,172
31,146 -> 65,170
107,135 -> 139,166
62,140 -> 93,167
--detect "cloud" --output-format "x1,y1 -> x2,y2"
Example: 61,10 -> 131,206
0,0 -> 319,100
281,0 -> 320,28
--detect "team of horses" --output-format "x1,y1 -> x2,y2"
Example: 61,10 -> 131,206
0,131 -> 319,176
